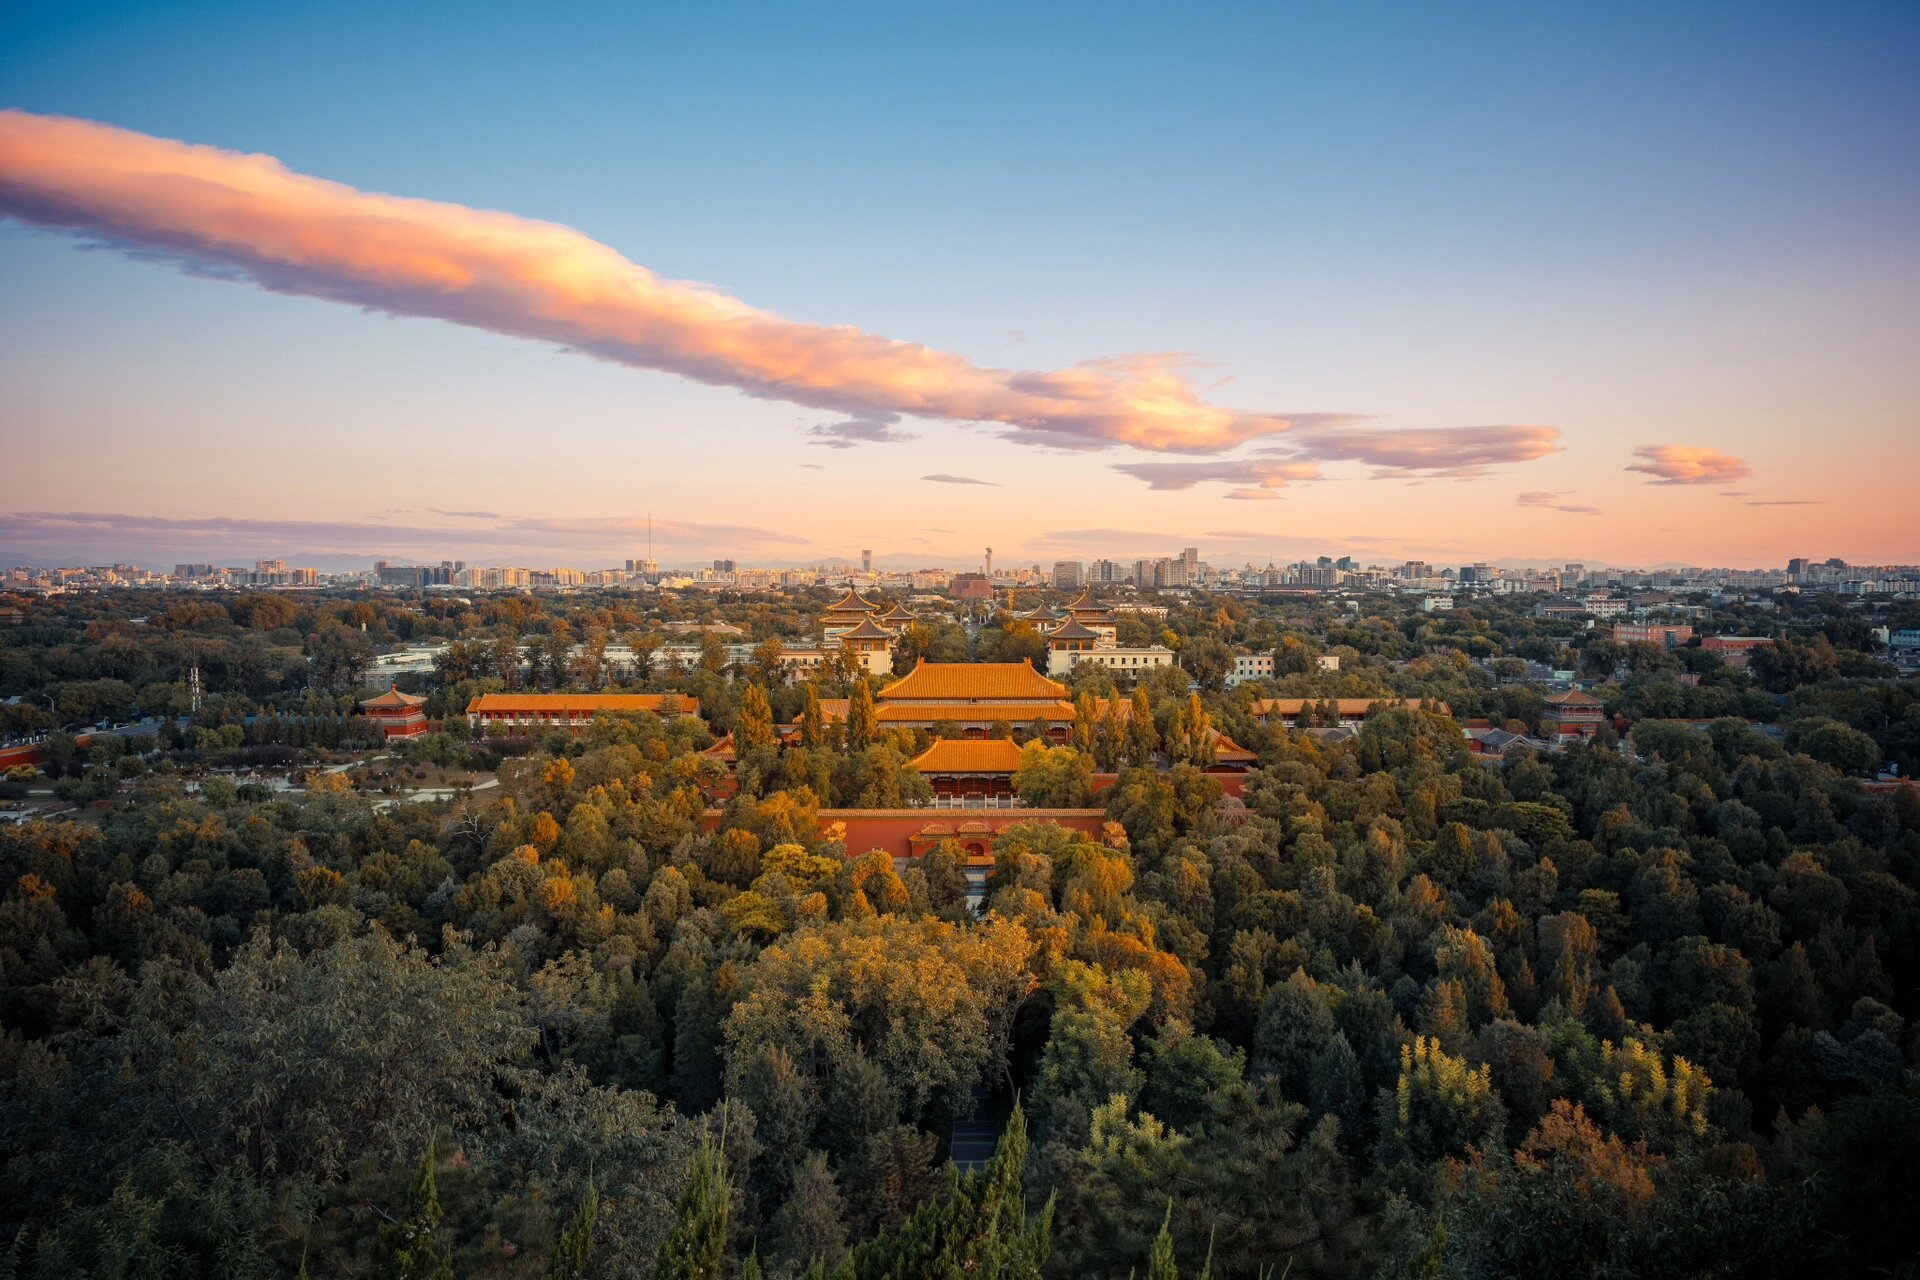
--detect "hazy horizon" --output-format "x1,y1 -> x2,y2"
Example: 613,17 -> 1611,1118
5,3 -> 1918,570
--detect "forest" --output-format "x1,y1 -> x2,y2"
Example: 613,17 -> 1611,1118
1,585 -> 1917,1278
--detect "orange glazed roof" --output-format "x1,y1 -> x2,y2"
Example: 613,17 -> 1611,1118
1545,689 -> 1604,706
360,687 -> 426,708
911,738 -> 1027,774
875,701 -> 1077,723
879,661 -> 1068,702
1047,618 -> 1102,641
839,616 -> 897,640
1211,730 -> 1258,763
1251,697 -> 1448,718
825,588 -> 877,612
1065,591 -> 1114,613
466,693 -> 699,714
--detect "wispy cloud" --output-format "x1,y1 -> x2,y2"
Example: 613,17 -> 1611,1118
1274,422 -> 1563,478
1110,422 -> 1562,493
0,509 -> 805,562
808,417 -> 916,448
1112,459 -> 1322,491
1746,499 -> 1823,507
1627,444 -> 1752,486
428,507 -> 502,520
922,473 -> 998,486
0,109 -> 1331,456
1517,490 -> 1601,515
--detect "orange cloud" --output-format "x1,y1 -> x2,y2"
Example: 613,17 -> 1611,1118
1627,444 -> 1753,486
0,109 -> 1299,455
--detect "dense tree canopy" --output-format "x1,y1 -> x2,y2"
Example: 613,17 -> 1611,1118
0,582 -> 1916,1276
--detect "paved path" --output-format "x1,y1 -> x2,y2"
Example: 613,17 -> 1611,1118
949,1086 -> 1002,1172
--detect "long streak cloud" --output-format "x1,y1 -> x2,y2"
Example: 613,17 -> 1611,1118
0,109 -> 1299,454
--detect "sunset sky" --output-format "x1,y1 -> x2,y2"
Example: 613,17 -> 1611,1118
3,1 -> 1917,570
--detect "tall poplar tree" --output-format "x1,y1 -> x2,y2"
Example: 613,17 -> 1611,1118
847,681 -> 876,752
738,684 -> 776,752
801,681 -> 827,750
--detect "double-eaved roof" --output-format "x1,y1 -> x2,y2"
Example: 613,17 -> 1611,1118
825,588 -> 877,613
839,615 -> 897,641
879,661 -> 1068,703
1047,618 -> 1102,642
360,687 -> 426,708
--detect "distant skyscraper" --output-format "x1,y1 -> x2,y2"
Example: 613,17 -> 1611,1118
861,549 -> 873,574
985,547 -> 994,579
1181,547 -> 1199,577
1052,560 -> 1083,591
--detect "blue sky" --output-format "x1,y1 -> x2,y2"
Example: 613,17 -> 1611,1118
3,0 -> 1917,568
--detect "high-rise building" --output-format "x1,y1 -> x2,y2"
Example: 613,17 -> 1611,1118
1089,558 -> 1123,585
713,559 -> 736,573
1052,560 -> 1083,591
1181,547 -> 1199,577
984,547 -> 994,579
861,549 -> 873,574
1788,557 -> 1810,581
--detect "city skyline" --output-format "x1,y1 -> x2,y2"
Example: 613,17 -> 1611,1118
5,3 -> 1919,569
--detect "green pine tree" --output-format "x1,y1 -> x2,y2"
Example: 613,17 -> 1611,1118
383,1140 -> 453,1280
543,1177 -> 599,1280
652,1129 -> 731,1280
849,1102 -> 1053,1280
1146,1201 -> 1179,1280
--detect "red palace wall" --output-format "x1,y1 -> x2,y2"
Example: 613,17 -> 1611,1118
702,806 -> 1110,858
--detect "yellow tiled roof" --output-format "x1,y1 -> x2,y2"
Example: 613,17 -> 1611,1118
879,661 -> 1068,702
876,701 -> 1076,722
1211,730 -> 1258,763
910,738 -> 1027,773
